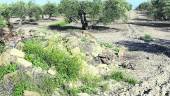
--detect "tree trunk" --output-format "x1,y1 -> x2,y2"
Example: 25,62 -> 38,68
49,14 -> 52,19
6,18 -> 13,33
42,14 -> 44,19
79,10 -> 88,30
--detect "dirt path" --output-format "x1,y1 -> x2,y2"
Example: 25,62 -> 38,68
108,11 -> 170,96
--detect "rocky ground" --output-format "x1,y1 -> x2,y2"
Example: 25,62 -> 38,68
0,11 -> 170,96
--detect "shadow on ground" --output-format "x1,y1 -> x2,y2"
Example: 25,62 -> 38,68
48,25 -> 121,32
128,22 -> 170,28
132,18 -> 152,21
117,40 -> 170,57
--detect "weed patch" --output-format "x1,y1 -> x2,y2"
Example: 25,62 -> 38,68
65,74 -> 101,95
105,71 -> 138,85
50,20 -> 68,27
100,42 -> 121,56
140,34 -> 153,42
0,41 -> 5,54
0,64 -> 17,80
23,38 -> 83,80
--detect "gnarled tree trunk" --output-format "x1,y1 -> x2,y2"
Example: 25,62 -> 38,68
79,10 -> 88,30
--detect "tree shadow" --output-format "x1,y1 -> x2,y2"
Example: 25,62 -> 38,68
48,25 -> 120,32
116,40 -> 170,57
132,18 -> 152,21
128,22 -> 170,28
48,25 -> 82,31
13,20 -> 39,25
42,18 -> 57,21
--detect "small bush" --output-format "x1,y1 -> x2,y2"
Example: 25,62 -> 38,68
141,34 -> 153,42
25,54 -> 49,70
12,72 -> 39,96
100,42 -> 121,56
0,41 -> 5,54
66,75 -> 101,95
23,38 -> 82,80
79,75 -> 101,94
100,42 -> 113,49
0,64 -> 17,80
51,20 -> 68,27
105,71 -> 138,85
0,17 -> 6,29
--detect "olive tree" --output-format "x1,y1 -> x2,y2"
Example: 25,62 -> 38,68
0,17 -> 5,29
0,4 -> 13,32
138,0 -> 170,20
59,0 -> 130,30
27,1 -> 42,21
12,1 -> 27,25
43,2 -> 57,19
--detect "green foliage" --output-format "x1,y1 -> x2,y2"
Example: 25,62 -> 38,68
100,42 -> 121,56
0,64 -> 17,80
12,72 -> 39,96
27,1 -> 42,20
66,75 -> 101,95
12,81 -> 26,96
138,0 -> 170,20
0,41 -> 5,54
25,54 -> 49,70
80,75 -> 100,94
12,1 -> 27,20
136,2 -> 151,11
101,0 -> 129,23
0,4 -> 13,23
100,42 -> 113,48
0,17 -> 6,28
59,0 -> 129,29
43,2 -> 57,18
141,34 -> 153,42
23,38 -> 82,80
106,71 -> 138,85
51,20 -> 68,27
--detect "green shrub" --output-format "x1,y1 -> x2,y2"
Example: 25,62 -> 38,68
105,71 -> 138,85
141,34 -> 153,42
0,41 -> 5,54
25,54 -> 49,70
51,20 -> 68,27
23,39 -> 50,70
67,75 -> 101,95
12,72 -> 39,96
79,75 -> 100,94
0,64 -> 17,80
100,42 -> 113,49
100,42 -> 121,56
113,47 -> 120,56
23,38 -> 82,80
0,17 -> 6,29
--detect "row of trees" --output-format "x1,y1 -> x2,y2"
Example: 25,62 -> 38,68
137,0 -> 170,20
0,0 -> 131,30
0,1 -> 57,25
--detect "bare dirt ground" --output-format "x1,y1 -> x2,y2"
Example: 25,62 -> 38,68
14,11 -> 170,96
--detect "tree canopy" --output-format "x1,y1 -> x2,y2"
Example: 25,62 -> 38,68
0,0 -> 131,29
43,2 -> 57,19
137,0 -> 170,20
59,0 -> 130,29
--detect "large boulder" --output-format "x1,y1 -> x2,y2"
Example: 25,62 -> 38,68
3,72 -> 18,95
47,67 -> 56,76
0,48 -> 25,66
16,58 -> 32,71
77,93 -> 90,96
